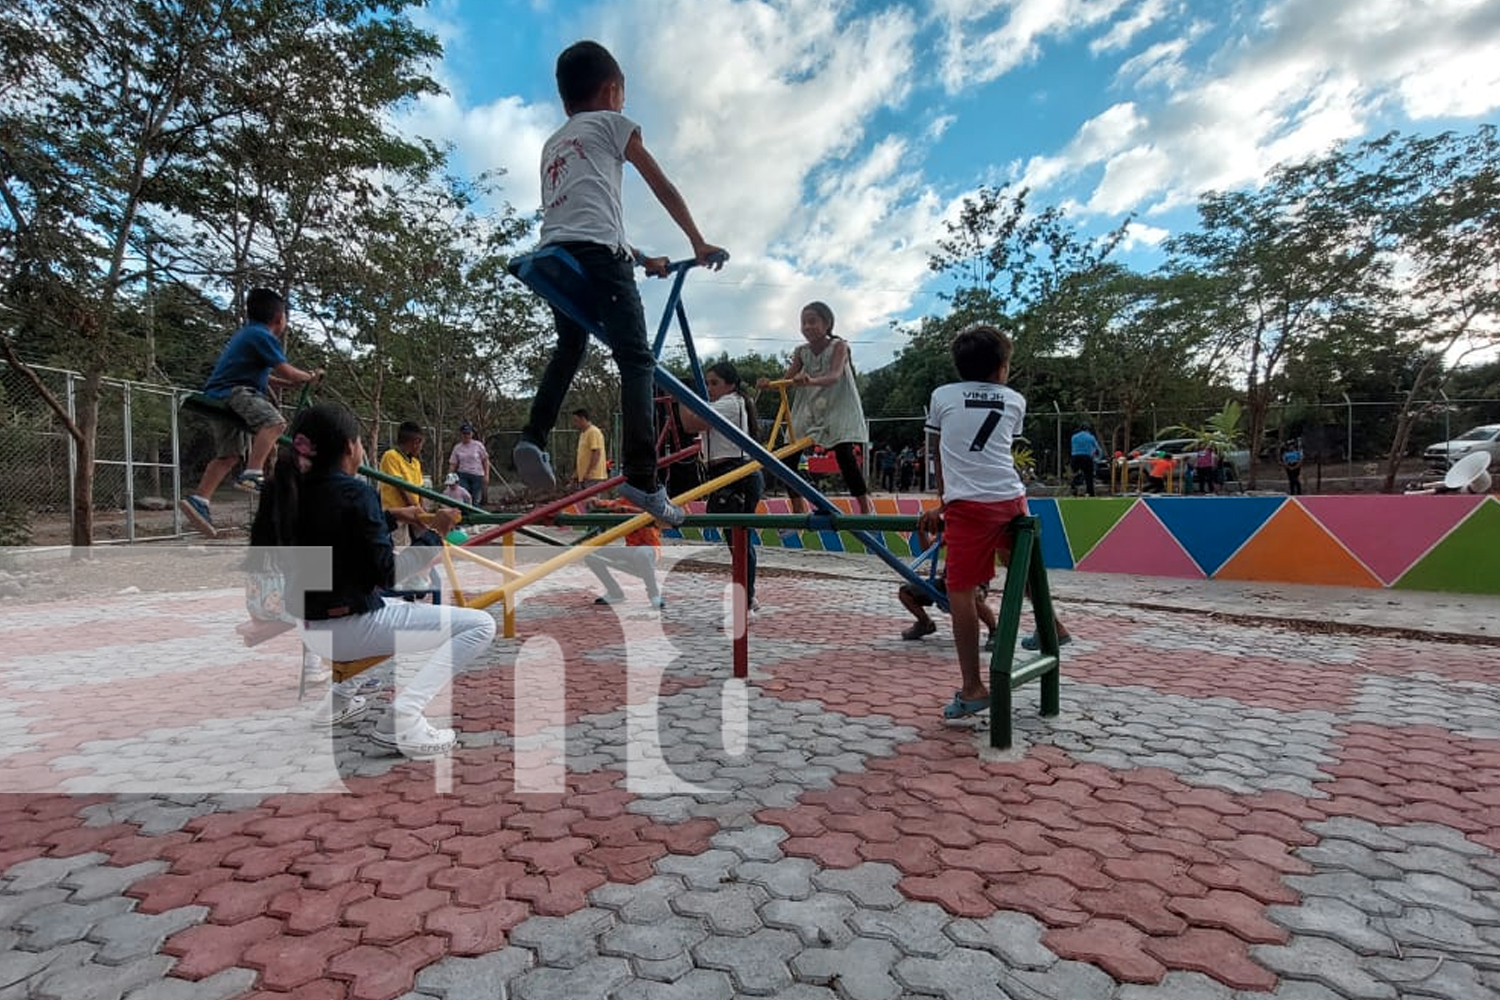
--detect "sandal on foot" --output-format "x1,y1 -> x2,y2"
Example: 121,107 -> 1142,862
943,691 -> 990,720
370,715 -> 457,760
901,621 -> 937,641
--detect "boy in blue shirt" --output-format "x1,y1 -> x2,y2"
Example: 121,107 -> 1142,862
180,288 -> 322,537
511,40 -> 723,526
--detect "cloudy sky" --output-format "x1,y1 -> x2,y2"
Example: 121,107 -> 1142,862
399,0 -> 1500,369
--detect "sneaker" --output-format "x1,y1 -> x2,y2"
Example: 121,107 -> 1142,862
983,631 -> 997,652
234,470 -> 265,493
335,673 -> 384,698
594,594 -> 624,605
649,596 -> 665,610
618,483 -> 685,527
370,713 -> 457,760
301,651 -> 331,687
179,496 -> 216,538
902,620 -> 938,641
1020,632 -> 1073,652
313,693 -> 368,727
512,441 -> 557,493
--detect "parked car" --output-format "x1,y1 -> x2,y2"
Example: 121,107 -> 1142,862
1423,424 -> 1500,470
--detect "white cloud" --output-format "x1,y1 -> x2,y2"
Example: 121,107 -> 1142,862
1022,0 -> 1500,218
1091,0 -> 1171,54
934,0 -> 1133,93
1120,220 -> 1170,250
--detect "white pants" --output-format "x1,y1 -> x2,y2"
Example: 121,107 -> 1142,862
301,601 -> 496,720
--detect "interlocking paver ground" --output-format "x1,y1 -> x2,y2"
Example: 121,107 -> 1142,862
2,545 -> 1500,1000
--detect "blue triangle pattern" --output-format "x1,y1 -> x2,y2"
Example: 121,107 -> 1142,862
1142,496 -> 1287,575
1027,498 -> 1075,570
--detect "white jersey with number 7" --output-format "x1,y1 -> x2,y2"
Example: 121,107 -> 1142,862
924,381 -> 1027,503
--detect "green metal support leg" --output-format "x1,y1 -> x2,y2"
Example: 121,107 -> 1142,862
989,517 -> 1062,749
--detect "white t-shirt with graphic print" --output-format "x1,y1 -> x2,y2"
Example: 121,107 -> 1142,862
538,110 -> 639,253
925,381 -> 1027,503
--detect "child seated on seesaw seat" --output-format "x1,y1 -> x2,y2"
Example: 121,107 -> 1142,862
250,403 -> 496,759
898,526 -> 997,647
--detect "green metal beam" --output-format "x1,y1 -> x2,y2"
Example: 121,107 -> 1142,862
554,512 -> 924,532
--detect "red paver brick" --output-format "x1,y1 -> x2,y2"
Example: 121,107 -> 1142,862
1144,927 -> 1278,991
1043,826 -> 1134,860
268,882 -> 377,936
326,935 -> 447,1000
42,822 -> 138,858
753,808 -> 825,838
438,831 -> 526,867
1074,881 -> 1187,936
985,872 -> 1087,927
427,861 -> 530,907
822,811 -> 902,842
1043,918 -> 1166,983
503,808 -> 587,841
292,847 -> 385,890
505,837 -> 592,874
308,817 -> 392,854
126,867 -> 236,914
636,818 -> 717,854
239,981 -> 347,1000
245,812 -> 328,846
224,840 -> 320,881
424,900 -> 529,955
900,869 -> 993,917
1073,804 -> 1155,836
197,873 -> 303,925
584,843 -> 667,883
523,866 -> 608,916
162,915 -> 284,980
1188,861 -> 1298,905
1221,809 -> 1320,846
184,810 -> 275,841
163,834 -> 258,874
1166,889 -> 1288,944
1123,834 -> 1218,865
936,841 -> 1029,876
1027,848 -> 1114,891
895,816 -> 979,849
358,854 -> 452,898
1102,854 -> 1206,897
1223,833 -> 1314,874
438,803 -> 511,836
573,814 -> 652,847
858,835 -> 941,875
1391,800 -> 1488,832
371,824 -> 458,861
782,832 -> 865,868
243,926 -> 363,991
345,888 -> 451,945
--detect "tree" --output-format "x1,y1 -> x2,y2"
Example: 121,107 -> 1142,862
1166,145 -> 1387,487
0,0 -> 442,544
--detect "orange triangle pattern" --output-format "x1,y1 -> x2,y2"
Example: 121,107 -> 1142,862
1217,501 -> 1381,588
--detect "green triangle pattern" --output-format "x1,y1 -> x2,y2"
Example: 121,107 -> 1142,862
1393,499 -> 1500,595
1056,497 -> 1137,562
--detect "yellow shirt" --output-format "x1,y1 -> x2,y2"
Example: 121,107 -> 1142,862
576,424 -> 607,481
379,448 -> 423,509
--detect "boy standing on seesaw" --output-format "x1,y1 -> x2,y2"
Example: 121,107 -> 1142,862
920,324 -> 1071,721
180,288 -> 322,538
512,40 -> 724,526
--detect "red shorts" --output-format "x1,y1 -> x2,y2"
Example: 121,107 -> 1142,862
943,498 -> 1029,591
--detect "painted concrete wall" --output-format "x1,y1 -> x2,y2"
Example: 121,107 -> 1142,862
666,494 -> 1500,597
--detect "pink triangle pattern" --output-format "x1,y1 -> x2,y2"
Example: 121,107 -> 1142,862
1074,502 -> 1206,579
1297,495 -> 1485,584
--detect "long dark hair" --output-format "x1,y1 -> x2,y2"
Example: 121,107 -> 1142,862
250,403 -> 363,549
706,360 -> 759,440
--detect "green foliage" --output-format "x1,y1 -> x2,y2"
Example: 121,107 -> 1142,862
0,498 -> 32,547
1161,400 -> 1246,455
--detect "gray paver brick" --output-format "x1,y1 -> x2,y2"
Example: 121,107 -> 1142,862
598,915 -> 708,964
121,967 -> 257,1000
790,937 -> 904,1000
894,948 -> 1010,1000
1364,955 -> 1500,1000
760,988 -> 838,1000
1266,897 -> 1398,955
673,884 -> 768,936
1,854 -> 109,893
733,858 -> 818,900
945,911 -> 1057,970
1283,872 -> 1402,915
609,968 -> 735,1000
1234,980 -> 1353,1000
0,887 -> 70,936
653,852 -> 739,891
1378,845 -> 1500,888
1119,970 -> 1235,1000
19,896 -> 136,950
413,948 -> 533,1000
759,894 -> 857,947
850,901 -> 955,958
60,861 -> 169,904
1305,818 -> 1405,852
809,863 -> 904,910
591,875 -> 688,923
1252,936 -> 1398,1000
88,905 -> 207,965
31,954 -> 175,1000
692,927 -> 800,995
1382,906 -> 1496,952
509,908 -> 614,969
1004,959 -> 1117,1000
1376,872 -> 1496,922
711,825 -> 786,862
1297,839 -> 1404,879
1384,823 -> 1491,855
513,955 -> 632,1000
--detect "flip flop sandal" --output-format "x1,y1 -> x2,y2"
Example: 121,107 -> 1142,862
901,621 -> 938,640
943,691 -> 990,720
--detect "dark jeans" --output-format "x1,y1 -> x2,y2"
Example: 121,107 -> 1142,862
1286,469 -> 1303,495
456,472 -> 484,505
522,242 -> 658,492
706,464 -> 763,605
1069,454 -> 1096,496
